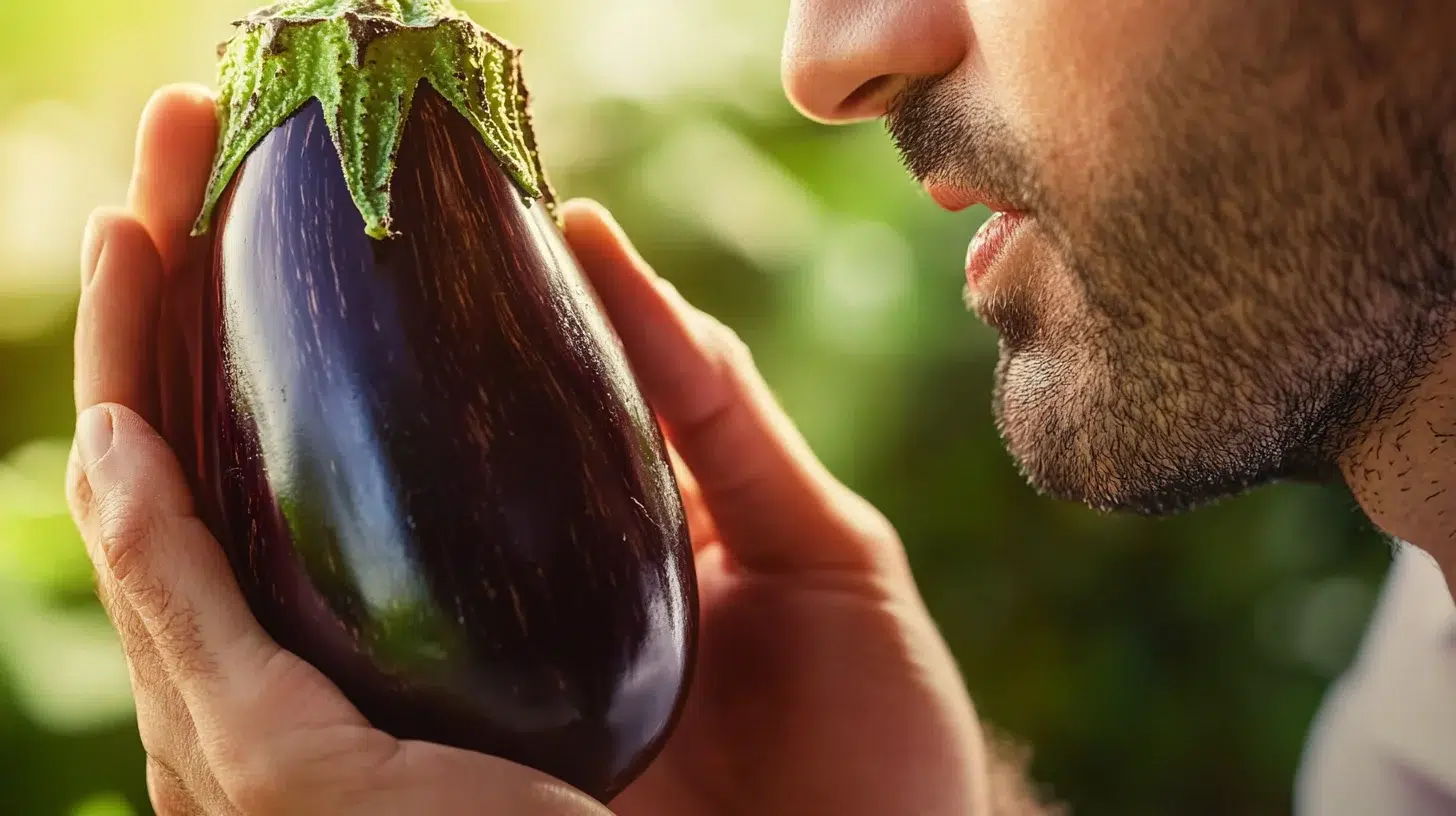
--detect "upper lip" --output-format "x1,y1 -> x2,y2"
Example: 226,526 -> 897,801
926,183 -> 1024,214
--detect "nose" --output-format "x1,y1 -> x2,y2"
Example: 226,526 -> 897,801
782,0 -> 969,124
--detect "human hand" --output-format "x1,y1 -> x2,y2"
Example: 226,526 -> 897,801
560,202 -> 993,816
70,83 -> 1016,816
68,85 -> 614,816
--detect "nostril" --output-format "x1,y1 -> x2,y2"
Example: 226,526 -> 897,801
838,74 -> 897,119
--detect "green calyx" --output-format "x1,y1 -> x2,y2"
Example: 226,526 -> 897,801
193,0 -> 556,239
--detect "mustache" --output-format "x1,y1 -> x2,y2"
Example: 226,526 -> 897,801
885,76 -> 1035,209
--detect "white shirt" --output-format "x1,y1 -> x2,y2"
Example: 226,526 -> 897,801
1296,543 -> 1456,814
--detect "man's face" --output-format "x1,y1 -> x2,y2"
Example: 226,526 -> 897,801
783,0 -> 1456,514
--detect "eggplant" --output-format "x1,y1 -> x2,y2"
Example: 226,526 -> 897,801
163,0 -> 697,801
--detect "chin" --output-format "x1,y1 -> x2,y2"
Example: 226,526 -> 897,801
989,349 -> 1305,518
999,425 -> 1273,518
1012,453 -> 1265,518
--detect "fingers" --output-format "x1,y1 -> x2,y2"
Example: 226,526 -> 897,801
69,436 -> 220,816
71,210 -> 204,794
667,441 -> 720,552
75,209 -> 165,426
65,405 -> 350,815
127,84 -> 218,271
70,404 -> 281,708
562,200 -> 892,574
78,150 -> 226,814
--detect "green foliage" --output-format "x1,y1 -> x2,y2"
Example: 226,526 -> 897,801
0,1 -> 1390,814
70,792 -> 136,816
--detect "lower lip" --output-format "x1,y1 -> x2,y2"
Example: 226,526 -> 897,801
966,211 -> 1031,288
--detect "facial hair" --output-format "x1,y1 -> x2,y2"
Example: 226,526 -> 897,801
886,2 -> 1456,515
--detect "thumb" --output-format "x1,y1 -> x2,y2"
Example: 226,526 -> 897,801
68,404 -> 293,715
560,199 -> 895,575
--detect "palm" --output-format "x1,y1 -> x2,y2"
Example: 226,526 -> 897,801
614,499 -> 981,816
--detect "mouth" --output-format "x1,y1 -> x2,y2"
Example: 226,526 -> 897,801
926,182 -> 1034,294
926,183 -> 1022,215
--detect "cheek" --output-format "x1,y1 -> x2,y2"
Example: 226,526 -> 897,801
967,0 -> 1188,194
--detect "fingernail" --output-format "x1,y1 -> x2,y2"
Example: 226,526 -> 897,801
77,406 -> 114,468
81,212 -> 106,287
559,197 -> 599,213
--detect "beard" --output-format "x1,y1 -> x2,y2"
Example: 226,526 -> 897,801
887,2 -> 1456,515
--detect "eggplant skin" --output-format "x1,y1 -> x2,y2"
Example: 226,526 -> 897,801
181,85 -> 696,801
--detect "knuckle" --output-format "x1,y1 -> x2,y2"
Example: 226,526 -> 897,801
651,275 -> 683,301
855,499 -> 902,546
93,504 -> 218,682
95,494 -> 160,588
836,486 -> 895,540
843,493 -> 911,571
702,317 -> 754,370
667,315 -> 752,443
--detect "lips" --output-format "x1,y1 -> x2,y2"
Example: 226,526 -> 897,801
966,210 -> 1031,287
923,182 -> 1034,292
926,183 -> 1023,216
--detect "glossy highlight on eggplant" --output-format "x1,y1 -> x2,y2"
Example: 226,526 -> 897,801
166,86 -> 697,801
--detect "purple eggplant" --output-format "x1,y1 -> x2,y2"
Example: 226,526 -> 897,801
160,0 -> 697,802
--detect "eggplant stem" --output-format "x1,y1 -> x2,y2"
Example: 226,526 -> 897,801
193,0 -> 557,240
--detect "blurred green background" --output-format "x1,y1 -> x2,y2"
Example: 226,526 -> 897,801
0,1 -> 1393,814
